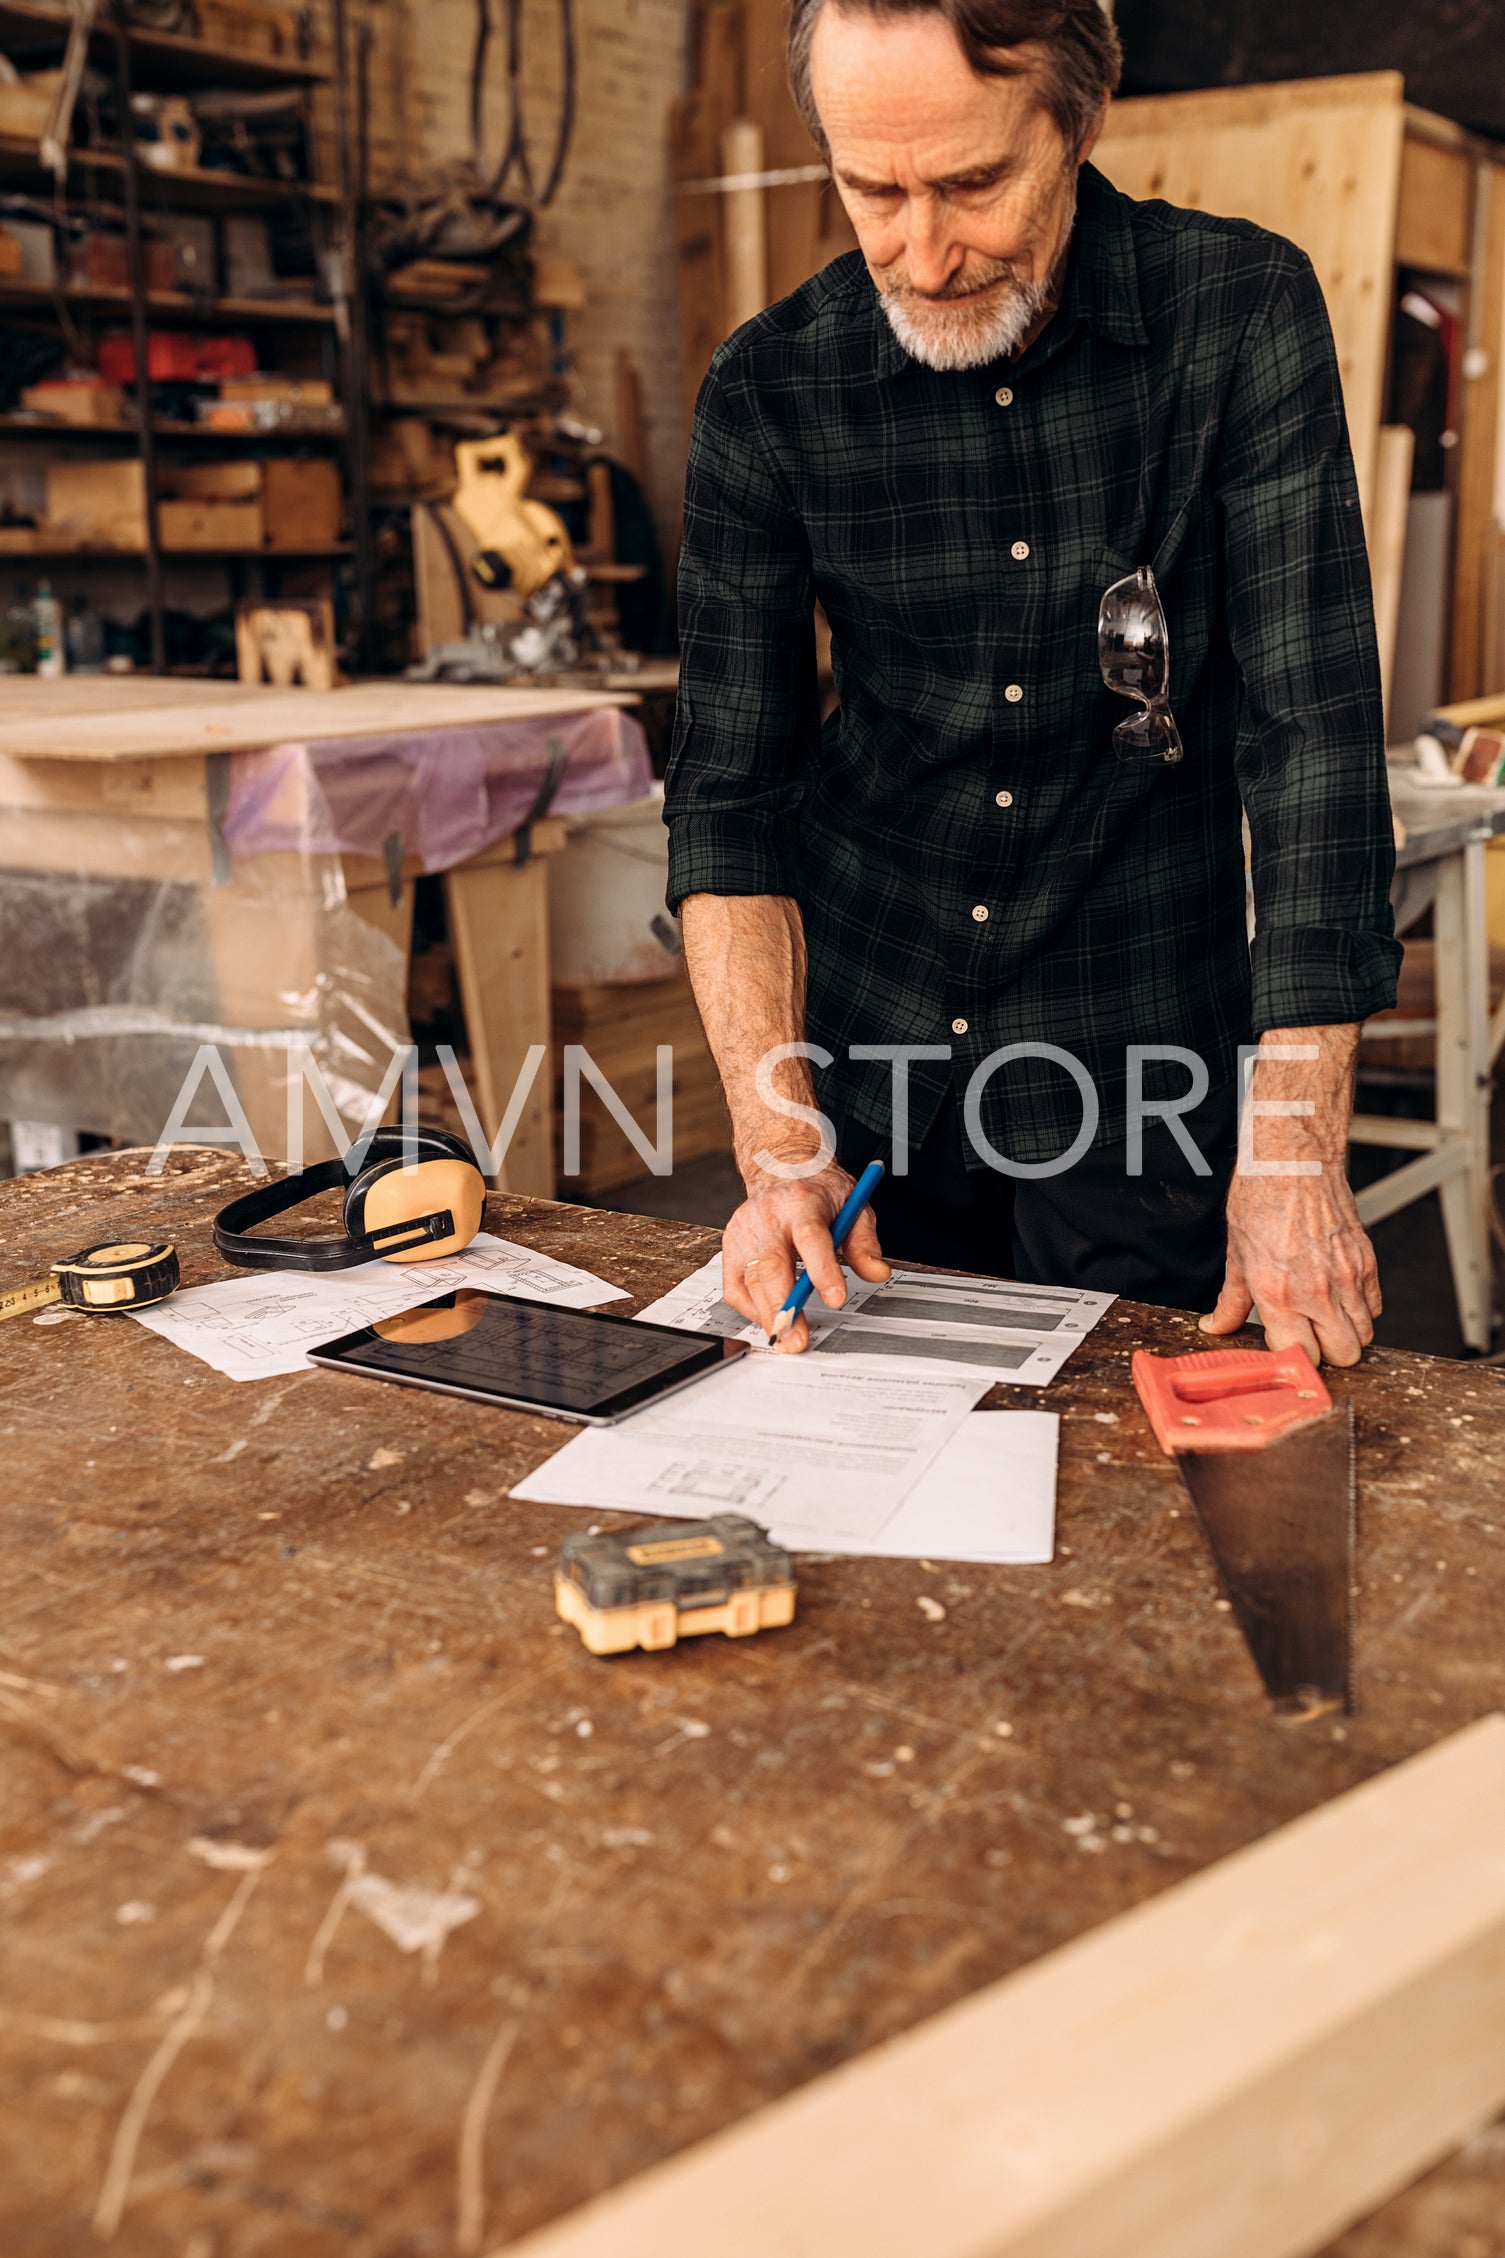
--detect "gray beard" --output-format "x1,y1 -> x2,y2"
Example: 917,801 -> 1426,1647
880,267 -> 1053,371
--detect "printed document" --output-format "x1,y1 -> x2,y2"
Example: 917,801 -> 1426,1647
131,1232 -> 627,1383
509,1353 -> 990,1546
635,1256 -> 1111,1386
852,1410 -> 1058,1564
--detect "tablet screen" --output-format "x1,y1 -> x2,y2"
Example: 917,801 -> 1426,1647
308,1289 -> 746,1423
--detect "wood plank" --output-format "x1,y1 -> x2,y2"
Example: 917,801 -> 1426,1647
0,1153 -> 1502,2252
721,118 -> 769,330
0,751 -> 210,821
512,1718 -> 1505,2258
1370,424 -> 1415,732
0,681 -> 634,763
1450,163 -> 1505,700
1097,75 -> 1406,527
0,677 -> 277,717
445,853 -> 555,1197
1396,134 -> 1473,273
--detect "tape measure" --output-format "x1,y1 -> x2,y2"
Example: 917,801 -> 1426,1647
0,1240 -> 180,1325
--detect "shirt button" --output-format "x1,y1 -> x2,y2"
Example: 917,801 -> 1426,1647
994,385 -> 1014,407
951,1017 -> 969,1035
1004,683 -> 1024,703
995,789 -> 1014,808
1011,540 -> 1030,561
971,904 -> 989,923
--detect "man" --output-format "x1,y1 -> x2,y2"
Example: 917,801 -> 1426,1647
665,0 -> 1399,1365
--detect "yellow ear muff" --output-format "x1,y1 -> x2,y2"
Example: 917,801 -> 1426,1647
359,1157 -> 486,1262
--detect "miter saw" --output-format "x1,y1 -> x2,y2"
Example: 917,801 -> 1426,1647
409,429 -> 598,683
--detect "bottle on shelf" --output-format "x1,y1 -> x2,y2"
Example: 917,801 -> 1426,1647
66,593 -> 105,675
33,581 -> 66,679
0,583 -> 37,674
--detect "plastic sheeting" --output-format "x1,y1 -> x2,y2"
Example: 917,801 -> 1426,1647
0,702 -> 652,1159
222,704 -> 650,869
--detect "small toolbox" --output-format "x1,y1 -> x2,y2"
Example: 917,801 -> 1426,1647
554,1515 -> 797,1656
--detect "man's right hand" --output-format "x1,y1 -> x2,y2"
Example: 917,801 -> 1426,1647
720,1162 -> 891,1351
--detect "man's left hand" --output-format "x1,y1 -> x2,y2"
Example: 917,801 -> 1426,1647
1202,1166 -> 1381,1367
1198,1022 -> 1381,1367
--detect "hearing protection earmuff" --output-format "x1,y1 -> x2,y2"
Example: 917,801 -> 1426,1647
213,1128 -> 487,1273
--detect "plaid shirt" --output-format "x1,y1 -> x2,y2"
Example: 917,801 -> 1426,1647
665,161 -> 1399,1166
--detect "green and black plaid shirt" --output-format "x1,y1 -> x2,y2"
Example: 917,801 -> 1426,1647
665,161 -> 1399,1166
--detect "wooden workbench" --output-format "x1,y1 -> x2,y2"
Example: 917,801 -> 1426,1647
2,1149 -> 1502,2256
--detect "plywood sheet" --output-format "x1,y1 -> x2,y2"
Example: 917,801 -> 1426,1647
1450,163 -> 1505,700
0,680 -> 634,763
1096,74 -> 1407,526
1396,133 -> 1474,273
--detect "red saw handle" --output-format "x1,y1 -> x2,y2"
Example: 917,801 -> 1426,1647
1132,1346 -> 1333,1455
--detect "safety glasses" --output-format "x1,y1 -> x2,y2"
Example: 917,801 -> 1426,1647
1098,565 -> 1185,766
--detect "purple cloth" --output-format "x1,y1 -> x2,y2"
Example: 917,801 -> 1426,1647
222,705 -> 652,871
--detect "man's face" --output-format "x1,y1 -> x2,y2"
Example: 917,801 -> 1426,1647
809,4 -> 1099,370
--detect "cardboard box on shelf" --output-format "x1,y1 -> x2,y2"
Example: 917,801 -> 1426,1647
43,460 -> 149,548
19,380 -> 128,426
194,0 -> 297,57
65,231 -> 178,296
43,456 -> 344,549
157,496 -> 263,548
163,457 -> 343,546
1,218 -> 54,284
156,213 -> 217,295
262,457 -> 342,546
216,377 -> 334,406
222,214 -> 275,297
0,70 -> 62,139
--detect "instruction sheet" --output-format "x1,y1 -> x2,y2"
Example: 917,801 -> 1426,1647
509,1353 -> 992,1547
635,1256 -> 1112,1387
131,1232 -> 628,1383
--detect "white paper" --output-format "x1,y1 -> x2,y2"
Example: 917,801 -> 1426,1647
634,1258 -> 758,1338
636,1255 -> 1111,1386
850,1410 -> 1058,1564
508,1353 -> 990,1546
131,1232 -> 628,1382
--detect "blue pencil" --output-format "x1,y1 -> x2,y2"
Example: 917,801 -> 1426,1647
768,1159 -> 886,1344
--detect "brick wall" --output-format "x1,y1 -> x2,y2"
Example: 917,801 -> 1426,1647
354,0 -> 691,545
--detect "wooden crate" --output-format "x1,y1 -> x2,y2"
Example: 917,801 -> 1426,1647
551,974 -> 729,1196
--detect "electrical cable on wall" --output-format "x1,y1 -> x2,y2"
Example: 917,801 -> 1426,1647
471,0 -> 576,210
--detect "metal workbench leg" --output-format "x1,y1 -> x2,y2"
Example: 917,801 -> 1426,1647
1433,840 -> 1493,1350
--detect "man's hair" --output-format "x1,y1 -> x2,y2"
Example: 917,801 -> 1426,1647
788,0 -> 1123,161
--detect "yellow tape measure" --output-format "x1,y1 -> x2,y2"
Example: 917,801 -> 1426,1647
0,1240 -> 180,1324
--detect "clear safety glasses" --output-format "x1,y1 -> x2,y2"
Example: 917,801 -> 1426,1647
1097,564 -> 1185,766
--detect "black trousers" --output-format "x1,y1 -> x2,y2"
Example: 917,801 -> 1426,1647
835,1080 -> 1239,1314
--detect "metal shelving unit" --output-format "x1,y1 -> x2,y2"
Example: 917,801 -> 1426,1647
0,0 -> 372,671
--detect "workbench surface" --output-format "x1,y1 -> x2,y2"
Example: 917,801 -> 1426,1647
2,1151 -> 1502,2258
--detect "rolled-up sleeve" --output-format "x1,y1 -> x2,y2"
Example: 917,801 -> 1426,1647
1217,254 -> 1402,1030
664,344 -> 820,914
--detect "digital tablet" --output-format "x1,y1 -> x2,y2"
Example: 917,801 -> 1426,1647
307,1288 -> 748,1425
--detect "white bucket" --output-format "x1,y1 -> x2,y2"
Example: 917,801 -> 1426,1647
548,784 -> 683,984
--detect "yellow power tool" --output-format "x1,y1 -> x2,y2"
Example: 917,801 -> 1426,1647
449,430 -> 574,602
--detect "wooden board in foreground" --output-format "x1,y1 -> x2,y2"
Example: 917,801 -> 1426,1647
511,1716 -> 1505,2258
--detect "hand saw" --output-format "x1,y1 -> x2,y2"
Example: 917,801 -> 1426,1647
1132,1346 -> 1355,1718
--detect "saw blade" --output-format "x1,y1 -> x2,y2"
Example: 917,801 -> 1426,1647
1179,1401 -> 1355,1718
